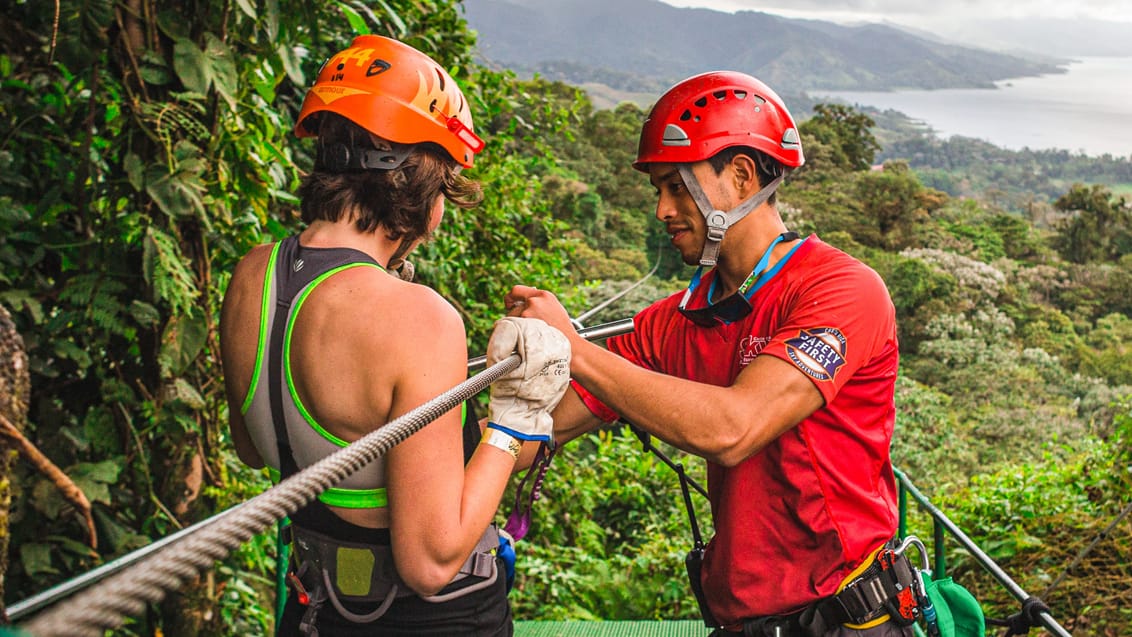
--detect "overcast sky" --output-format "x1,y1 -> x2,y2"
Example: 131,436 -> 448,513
658,0 -> 1132,30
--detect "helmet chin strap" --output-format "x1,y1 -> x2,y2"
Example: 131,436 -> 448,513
677,164 -> 784,268
386,236 -> 416,281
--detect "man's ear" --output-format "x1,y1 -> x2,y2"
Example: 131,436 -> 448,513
730,153 -> 760,194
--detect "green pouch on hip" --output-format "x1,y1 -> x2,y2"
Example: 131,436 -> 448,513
926,576 -> 985,637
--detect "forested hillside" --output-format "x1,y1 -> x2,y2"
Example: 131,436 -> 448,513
462,0 -> 1063,95
1,2 -> 1129,635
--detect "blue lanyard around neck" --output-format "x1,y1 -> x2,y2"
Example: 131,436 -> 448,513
685,232 -> 806,307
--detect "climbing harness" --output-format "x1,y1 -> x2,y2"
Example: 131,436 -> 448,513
285,524 -> 501,634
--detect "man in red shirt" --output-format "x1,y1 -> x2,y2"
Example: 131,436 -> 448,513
506,72 -> 913,637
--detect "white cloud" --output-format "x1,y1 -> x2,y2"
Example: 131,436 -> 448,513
659,0 -> 1132,29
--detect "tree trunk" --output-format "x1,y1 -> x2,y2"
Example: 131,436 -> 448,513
0,304 -> 31,621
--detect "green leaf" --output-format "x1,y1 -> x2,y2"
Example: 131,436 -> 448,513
370,0 -> 407,36
31,480 -> 65,519
73,459 -> 123,484
124,152 -> 144,191
334,1 -> 370,35
129,299 -> 161,328
277,42 -> 303,87
71,475 -> 111,506
53,338 -> 92,370
0,288 -> 44,323
139,49 -> 172,86
158,312 -> 208,378
20,543 -> 57,577
264,0 -> 280,41
235,0 -> 256,20
167,377 -> 206,410
203,33 -> 238,110
143,227 -> 201,316
172,37 -> 209,95
171,34 -> 237,110
144,143 -> 207,220
92,507 -> 151,554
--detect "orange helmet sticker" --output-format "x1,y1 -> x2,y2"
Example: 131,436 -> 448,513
309,85 -> 371,106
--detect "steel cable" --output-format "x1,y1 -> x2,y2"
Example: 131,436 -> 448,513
21,354 -> 520,637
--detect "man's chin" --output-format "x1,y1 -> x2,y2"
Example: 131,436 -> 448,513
679,250 -> 700,267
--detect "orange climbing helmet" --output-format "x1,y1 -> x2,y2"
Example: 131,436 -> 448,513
295,34 -> 484,168
634,71 -> 804,172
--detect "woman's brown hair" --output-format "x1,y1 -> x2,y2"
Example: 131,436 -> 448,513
298,113 -> 483,245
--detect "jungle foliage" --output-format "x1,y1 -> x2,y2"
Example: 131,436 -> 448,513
1,1 -> 1130,635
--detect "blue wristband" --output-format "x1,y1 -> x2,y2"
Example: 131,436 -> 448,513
486,422 -> 550,442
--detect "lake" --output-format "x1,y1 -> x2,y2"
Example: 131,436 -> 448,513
815,56 -> 1132,158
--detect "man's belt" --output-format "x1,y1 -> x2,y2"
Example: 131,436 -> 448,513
725,545 -> 921,637
803,546 -> 920,631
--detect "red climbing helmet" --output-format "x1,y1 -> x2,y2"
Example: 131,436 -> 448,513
634,71 -> 804,172
295,34 -> 484,168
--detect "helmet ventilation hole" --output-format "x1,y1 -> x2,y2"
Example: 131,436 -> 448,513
434,68 -> 446,90
694,96 -> 707,108
734,90 -> 747,100
680,109 -> 692,121
713,90 -> 727,100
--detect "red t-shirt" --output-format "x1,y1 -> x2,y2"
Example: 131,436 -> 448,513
582,235 -> 899,622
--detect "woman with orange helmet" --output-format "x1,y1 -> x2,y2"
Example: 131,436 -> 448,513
220,35 -> 569,636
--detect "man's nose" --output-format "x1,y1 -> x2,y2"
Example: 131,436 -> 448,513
655,193 -> 677,222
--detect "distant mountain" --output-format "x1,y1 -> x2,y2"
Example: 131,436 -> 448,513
462,0 -> 1064,97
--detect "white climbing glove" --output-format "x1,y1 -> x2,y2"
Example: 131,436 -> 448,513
486,317 -> 571,444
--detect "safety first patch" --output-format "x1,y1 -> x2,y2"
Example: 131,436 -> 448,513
784,327 -> 846,382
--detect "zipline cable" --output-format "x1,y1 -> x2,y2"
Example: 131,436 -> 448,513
468,318 -> 633,371
572,244 -> 663,328
20,353 -> 522,637
17,317 -> 634,634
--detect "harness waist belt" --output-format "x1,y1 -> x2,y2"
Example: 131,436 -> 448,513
726,546 -> 919,637
290,523 -> 500,628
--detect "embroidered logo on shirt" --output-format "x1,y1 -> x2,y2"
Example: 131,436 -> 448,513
738,335 -> 771,367
293,258 -> 305,272
784,327 -> 846,381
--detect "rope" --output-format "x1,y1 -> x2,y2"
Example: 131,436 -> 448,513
987,596 -> 1053,636
21,354 -> 520,637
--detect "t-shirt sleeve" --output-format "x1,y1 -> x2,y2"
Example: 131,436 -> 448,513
571,304 -> 663,423
759,262 -> 895,404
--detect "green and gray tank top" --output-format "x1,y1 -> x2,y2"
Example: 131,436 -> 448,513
241,235 -> 389,509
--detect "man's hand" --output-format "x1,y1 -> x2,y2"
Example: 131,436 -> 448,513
504,286 -> 578,342
486,317 -> 571,443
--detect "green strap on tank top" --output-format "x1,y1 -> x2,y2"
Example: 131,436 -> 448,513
267,467 -> 388,508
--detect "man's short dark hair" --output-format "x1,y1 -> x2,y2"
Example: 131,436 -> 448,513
708,146 -> 784,206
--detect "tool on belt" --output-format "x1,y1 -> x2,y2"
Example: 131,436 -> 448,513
796,537 -> 924,635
